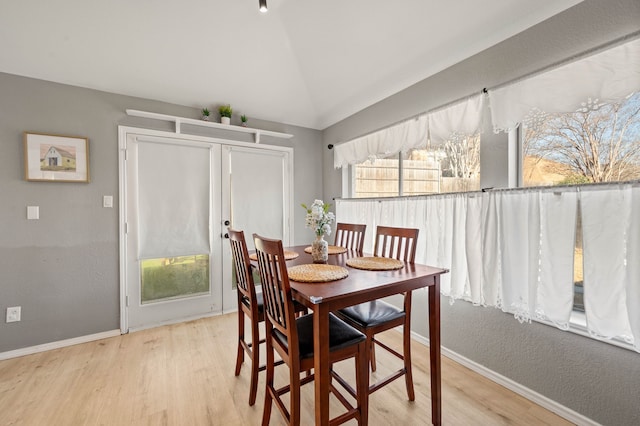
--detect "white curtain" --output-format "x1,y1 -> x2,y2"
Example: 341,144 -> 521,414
333,94 -> 486,169
627,187 -> 640,351
537,191 -> 578,329
335,199 -> 380,253
136,139 -> 211,259
334,185 -> 638,350
580,186 -> 635,347
497,191 -> 541,322
428,95 -> 485,145
489,37 -> 640,132
333,114 -> 428,168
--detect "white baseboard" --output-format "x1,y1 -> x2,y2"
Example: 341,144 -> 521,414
409,331 -> 600,426
0,329 -> 122,361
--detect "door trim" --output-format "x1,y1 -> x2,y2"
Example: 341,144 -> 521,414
118,125 -> 294,333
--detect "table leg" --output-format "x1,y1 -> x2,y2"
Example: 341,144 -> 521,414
313,307 -> 330,425
428,276 -> 442,425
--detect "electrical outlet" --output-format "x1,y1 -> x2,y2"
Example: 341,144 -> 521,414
6,306 -> 21,323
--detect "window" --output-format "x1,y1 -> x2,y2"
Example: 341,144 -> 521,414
352,137 -> 481,198
521,92 -> 640,312
140,255 -> 210,304
522,92 -> 640,187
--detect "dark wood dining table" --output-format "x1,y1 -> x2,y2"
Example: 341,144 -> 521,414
284,245 -> 449,426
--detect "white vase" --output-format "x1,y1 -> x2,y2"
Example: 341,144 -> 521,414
221,116 -> 231,125
311,234 -> 329,264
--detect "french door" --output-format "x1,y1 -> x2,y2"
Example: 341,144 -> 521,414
119,128 -> 292,332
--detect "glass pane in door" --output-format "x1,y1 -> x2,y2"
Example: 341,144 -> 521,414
140,254 -> 210,304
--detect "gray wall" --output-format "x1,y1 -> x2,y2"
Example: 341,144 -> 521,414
322,0 -> 640,425
0,73 -> 322,353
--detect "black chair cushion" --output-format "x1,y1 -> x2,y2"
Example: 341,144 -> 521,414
339,300 -> 404,328
274,313 -> 365,359
243,291 -> 306,315
241,291 -> 264,313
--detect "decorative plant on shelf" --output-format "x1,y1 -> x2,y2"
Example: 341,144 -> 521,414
240,114 -> 248,127
218,104 -> 232,124
201,108 -> 210,121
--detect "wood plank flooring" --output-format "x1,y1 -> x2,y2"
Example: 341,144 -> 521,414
0,313 -> 573,425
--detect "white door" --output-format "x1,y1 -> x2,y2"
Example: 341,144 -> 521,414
123,134 -> 222,330
220,145 -> 293,310
120,129 -> 293,331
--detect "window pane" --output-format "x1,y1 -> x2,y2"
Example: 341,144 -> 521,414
522,92 -> 640,187
354,155 -> 399,198
407,135 -> 481,195
140,255 -> 210,304
402,149 -> 441,195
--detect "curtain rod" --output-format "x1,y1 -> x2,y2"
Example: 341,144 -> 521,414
334,180 -> 640,202
334,30 -> 640,148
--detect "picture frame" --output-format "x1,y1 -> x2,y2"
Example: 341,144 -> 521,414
23,132 -> 90,183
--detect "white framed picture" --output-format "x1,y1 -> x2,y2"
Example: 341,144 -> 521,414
24,132 -> 90,183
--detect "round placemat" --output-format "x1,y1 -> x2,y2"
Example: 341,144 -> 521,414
346,256 -> 404,271
287,264 -> 349,283
249,251 -> 299,261
303,245 -> 348,255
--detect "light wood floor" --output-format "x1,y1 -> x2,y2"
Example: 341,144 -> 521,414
0,313 -> 573,425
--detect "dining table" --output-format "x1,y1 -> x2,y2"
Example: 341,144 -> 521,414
282,244 -> 449,426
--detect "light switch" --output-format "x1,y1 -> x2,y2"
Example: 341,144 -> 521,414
103,195 -> 113,208
27,206 -> 39,220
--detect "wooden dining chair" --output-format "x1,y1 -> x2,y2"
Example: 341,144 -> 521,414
336,225 -> 419,401
253,234 -> 369,426
228,228 -> 307,406
334,222 -> 367,252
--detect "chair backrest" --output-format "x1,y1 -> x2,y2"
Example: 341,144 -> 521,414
253,234 -> 299,349
228,228 -> 257,304
374,226 -> 419,263
334,222 -> 367,252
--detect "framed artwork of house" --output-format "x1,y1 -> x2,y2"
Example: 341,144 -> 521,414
24,132 -> 90,182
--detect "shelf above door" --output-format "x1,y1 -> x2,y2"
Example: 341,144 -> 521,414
126,109 -> 293,143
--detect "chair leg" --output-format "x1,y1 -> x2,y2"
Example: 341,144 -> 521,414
289,366 -> 302,426
261,338 -> 275,426
369,337 -> 377,372
403,323 -> 415,401
356,341 -> 369,425
248,317 -> 261,406
235,309 -> 245,376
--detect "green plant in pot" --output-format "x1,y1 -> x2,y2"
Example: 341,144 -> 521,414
240,114 -> 248,127
201,108 -> 210,121
219,104 -> 232,125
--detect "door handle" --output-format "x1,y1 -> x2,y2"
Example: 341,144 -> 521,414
224,220 -> 230,226
224,233 -> 229,239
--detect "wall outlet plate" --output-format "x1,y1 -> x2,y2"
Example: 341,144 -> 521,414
6,306 -> 21,323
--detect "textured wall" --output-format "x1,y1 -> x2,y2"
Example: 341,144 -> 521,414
322,0 -> 640,424
0,73 -> 322,353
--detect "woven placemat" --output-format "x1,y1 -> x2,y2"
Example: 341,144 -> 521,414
303,245 -> 348,255
287,264 -> 349,283
249,251 -> 299,261
346,256 -> 404,271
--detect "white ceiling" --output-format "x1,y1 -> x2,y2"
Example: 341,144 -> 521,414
1,0 -> 582,130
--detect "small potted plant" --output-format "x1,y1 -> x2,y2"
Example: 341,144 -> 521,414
219,104 -> 232,125
240,114 -> 248,127
201,108 -> 210,121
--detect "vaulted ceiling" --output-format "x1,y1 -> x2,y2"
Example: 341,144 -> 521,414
1,0 -> 582,129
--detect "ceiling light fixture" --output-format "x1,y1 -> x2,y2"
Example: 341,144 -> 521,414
259,0 -> 268,13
